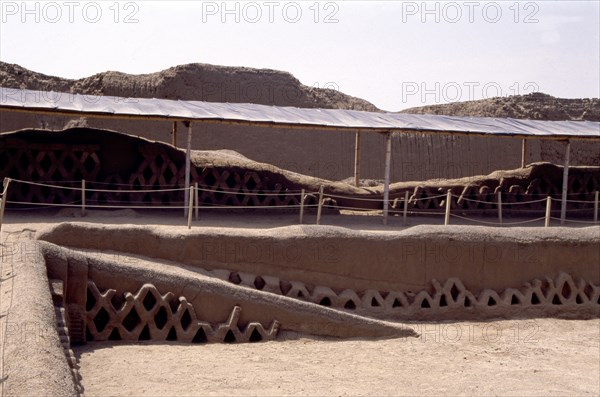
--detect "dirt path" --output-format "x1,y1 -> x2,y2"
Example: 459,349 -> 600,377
75,318 -> 600,396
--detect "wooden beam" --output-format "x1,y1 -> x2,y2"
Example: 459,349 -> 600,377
521,138 -> 527,168
354,131 -> 361,187
383,133 -> 392,225
560,140 -> 571,224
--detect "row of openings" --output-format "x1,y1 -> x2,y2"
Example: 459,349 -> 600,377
226,273 -> 598,310
86,324 -> 264,344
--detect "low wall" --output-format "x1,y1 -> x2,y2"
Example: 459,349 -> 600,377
1,240 -> 78,397
37,223 -> 600,296
39,242 -> 415,340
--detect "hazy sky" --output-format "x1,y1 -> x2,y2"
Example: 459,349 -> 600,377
1,0 -> 598,111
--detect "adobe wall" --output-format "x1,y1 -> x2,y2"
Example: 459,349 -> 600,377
0,240 -> 78,397
39,242 -> 415,340
3,110 -> 598,182
37,223 -> 600,296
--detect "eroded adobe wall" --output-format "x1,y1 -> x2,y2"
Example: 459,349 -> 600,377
39,241 -> 414,341
37,223 -> 600,298
2,110 -> 598,182
1,128 -> 599,216
36,223 -> 600,325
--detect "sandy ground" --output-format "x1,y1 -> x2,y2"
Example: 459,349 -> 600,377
2,211 -> 599,396
74,319 -> 600,397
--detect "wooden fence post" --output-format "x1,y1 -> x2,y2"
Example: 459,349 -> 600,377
194,182 -> 199,221
81,179 -> 86,217
594,191 -> 598,224
444,190 -> 451,226
187,187 -> 194,229
497,190 -> 502,225
299,189 -> 305,224
316,185 -> 324,225
545,196 -> 551,227
403,190 -> 409,226
0,178 -> 11,233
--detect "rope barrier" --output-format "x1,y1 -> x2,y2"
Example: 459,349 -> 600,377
335,204 -> 383,212
560,198 -> 597,204
6,200 -> 189,210
410,193 -> 448,201
85,179 -> 305,194
9,178 -> 596,206
3,200 -> 81,211
3,178 -> 598,227
10,178 -> 315,196
194,181 -> 309,195
196,185 -> 314,197
552,217 -> 600,225
199,203 -> 317,210
323,192 -> 387,202
9,178 -> 187,193
548,216 -> 600,225
10,179 -> 81,191
398,210 -> 446,217
565,207 -> 598,213
6,200 -> 84,208
453,195 -> 594,206
83,186 -> 188,194
84,180 -> 154,187
450,213 -> 546,226
456,196 -> 498,205
502,197 -> 548,205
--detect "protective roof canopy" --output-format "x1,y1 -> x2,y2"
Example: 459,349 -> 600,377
1,87 -> 599,140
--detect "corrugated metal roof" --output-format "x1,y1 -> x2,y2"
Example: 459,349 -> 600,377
1,87 -> 598,140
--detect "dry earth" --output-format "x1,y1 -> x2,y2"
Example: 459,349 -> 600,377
2,211 -> 599,396
75,318 -> 600,396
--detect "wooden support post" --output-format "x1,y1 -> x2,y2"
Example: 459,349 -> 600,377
316,185 -> 324,225
444,189 -> 451,226
521,138 -> 527,168
594,191 -> 598,224
187,187 -> 194,229
299,188 -> 305,224
560,140 -> 570,225
0,178 -> 11,233
383,133 -> 392,225
81,179 -> 86,217
354,131 -> 361,187
172,121 -> 177,147
184,121 -> 192,217
497,190 -> 502,225
403,190 -> 409,226
545,196 -> 551,227
194,182 -> 199,221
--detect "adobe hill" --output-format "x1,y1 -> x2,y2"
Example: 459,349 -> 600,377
0,61 -> 378,111
400,92 -> 600,121
2,61 -> 599,120
1,62 -> 598,181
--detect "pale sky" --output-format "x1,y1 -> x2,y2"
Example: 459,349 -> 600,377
0,0 -> 598,111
